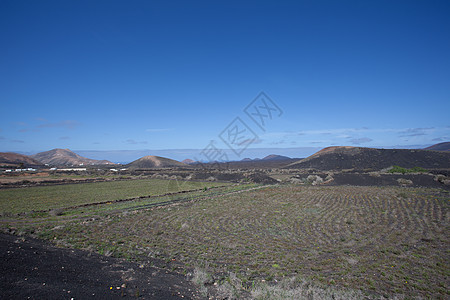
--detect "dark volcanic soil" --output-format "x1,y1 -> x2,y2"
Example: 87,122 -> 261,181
287,147 -> 450,170
0,234 -> 202,299
329,173 -> 450,189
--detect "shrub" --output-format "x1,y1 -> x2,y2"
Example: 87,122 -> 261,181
251,276 -> 366,300
388,166 -> 427,174
434,174 -> 450,185
397,178 -> 413,186
409,166 -> 427,173
191,267 -> 213,286
388,166 -> 408,174
289,177 -> 303,184
306,175 -> 323,185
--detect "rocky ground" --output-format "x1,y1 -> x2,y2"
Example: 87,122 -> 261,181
0,233 -> 203,299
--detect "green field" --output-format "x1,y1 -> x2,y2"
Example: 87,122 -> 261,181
1,182 -> 448,299
0,179 -> 229,214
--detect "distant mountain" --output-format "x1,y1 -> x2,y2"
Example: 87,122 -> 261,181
127,155 -> 189,169
286,146 -> 450,170
181,159 -> 196,164
238,155 -> 292,162
31,149 -> 115,166
424,142 -> 450,151
262,154 -> 291,161
0,152 -> 43,167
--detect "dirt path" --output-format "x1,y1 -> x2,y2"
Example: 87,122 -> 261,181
0,233 -> 204,299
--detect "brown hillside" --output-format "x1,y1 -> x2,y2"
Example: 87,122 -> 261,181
127,156 -> 189,169
286,146 -> 450,170
0,152 -> 43,167
309,146 -> 357,157
31,149 -> 115,166
181,159 -> 196,164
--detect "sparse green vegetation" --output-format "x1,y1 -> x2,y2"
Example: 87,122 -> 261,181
0,178 -> 229,214
388,165 -> 428,174
1,183 -> 448,299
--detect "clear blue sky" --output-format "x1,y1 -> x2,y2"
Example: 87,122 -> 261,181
1,0 -> 449,162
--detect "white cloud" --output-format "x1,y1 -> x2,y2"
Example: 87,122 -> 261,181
398,127 -> 434,137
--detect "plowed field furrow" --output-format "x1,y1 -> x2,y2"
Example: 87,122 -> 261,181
25,185 -> 449,300
319,193 -> 343,228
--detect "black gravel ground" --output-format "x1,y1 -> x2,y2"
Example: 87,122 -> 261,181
328,173 -> 450,189
0,233 -> 203,299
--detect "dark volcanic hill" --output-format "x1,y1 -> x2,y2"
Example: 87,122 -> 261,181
218,158 -> 301,169
262,154 -> 291,161
31,149 -> 115,166
424,142 -> 450,151
286,146 -> 450,171
127,156 -> 189,169
241,158 -> 253,162
0,152 -> 43,167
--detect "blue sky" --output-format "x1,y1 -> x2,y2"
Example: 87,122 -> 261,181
1,0 -> 449,162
